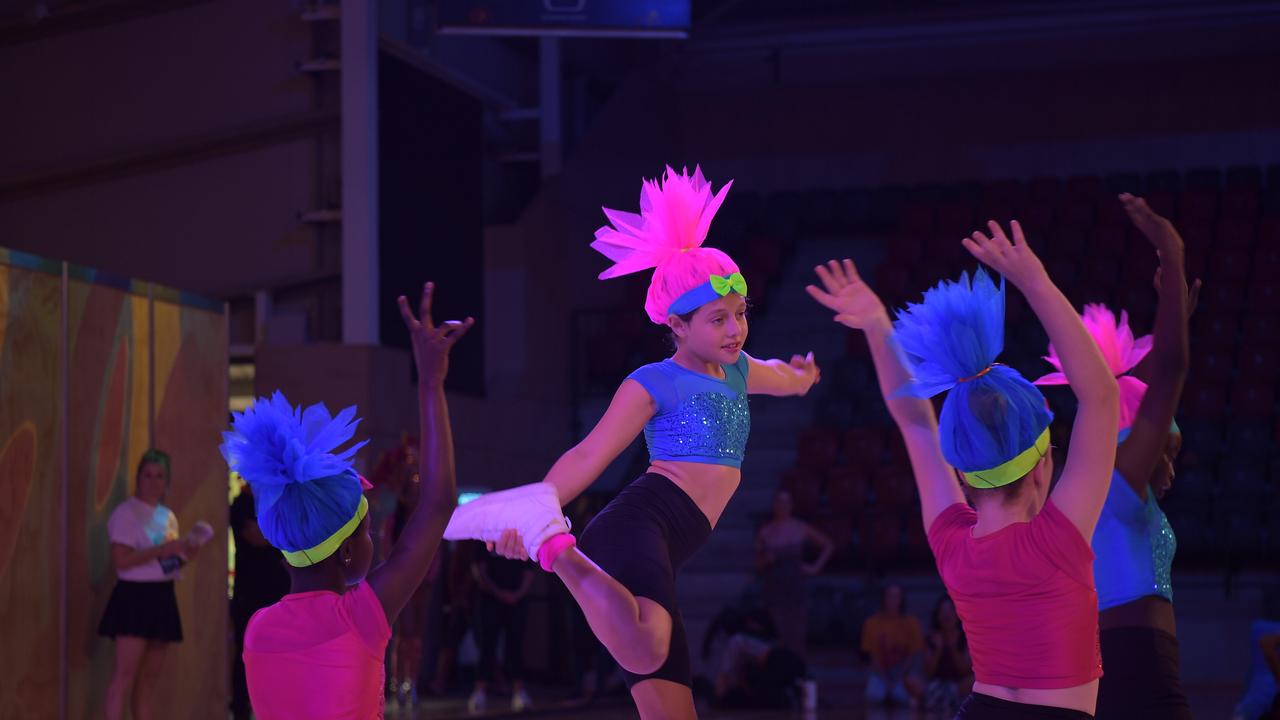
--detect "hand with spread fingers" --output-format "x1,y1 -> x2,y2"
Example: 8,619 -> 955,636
398,282 -> 475,386
805,258 -> 891,331
961,220 -> 1048,290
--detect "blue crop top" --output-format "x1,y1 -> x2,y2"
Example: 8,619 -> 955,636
1091,469 -> 1176,610
625,355 -> 751,468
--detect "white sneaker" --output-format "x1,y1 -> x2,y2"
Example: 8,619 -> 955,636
511,688 -> 532,711
444,482 -> 569,561
467,688 -> 488,714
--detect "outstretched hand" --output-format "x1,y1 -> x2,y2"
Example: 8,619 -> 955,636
398,282 -> 474,385
788,351 -> 821,393
805,259 -> 889,331
1120,193 -> 1183,255
962,220 -> 1047,289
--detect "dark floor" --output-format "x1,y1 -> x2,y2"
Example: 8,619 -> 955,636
383,684 -> 1244,720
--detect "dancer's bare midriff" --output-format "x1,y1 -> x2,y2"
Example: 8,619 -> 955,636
971,678 -> 1100,716
647,460 -> 740,529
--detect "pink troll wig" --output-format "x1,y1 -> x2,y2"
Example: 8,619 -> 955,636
1033,303 -> 1153,430
590,166 -> 741,324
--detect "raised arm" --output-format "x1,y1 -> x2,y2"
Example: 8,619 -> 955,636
806,260 -> 964,529
963,222 -> 1119,538
542,379 -> 654,505
1114,194 -> 1192,499
745,352 -> 820,396
369,282 -> 472,620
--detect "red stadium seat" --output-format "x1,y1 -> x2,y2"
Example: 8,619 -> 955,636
1243,313 -> 1280,347
827,465 -> 870,514
1179,188 -> 1219,223
1248,281 -> 1280,313
1192,315 -> 1233,345
1190,343 -> 1236,380
985,179 -> 1027,205
1057,197 -> 1095,230
1209,247 -> 1252,283
1254,241 -> 1280,276
1222,188 -> 1261,220
796,427 -> 840,473
1217,219 -> 1258,249
1230,381 -> 1276,419
874,464 -> 917,508
899,202 -> 935,234
1183,383 -> 1228,419
1201,283 -> 1248,314
1144,190 -> 1177,218
843,426 -> 887,465
1238,347 -> 1280,381
1028,176 -> 1062,201
1065,175 -> 1103,199
1020,200 -> 1055,229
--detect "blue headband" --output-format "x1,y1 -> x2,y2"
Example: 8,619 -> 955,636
667,272 -> 748,316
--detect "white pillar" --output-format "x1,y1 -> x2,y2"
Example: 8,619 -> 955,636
341,0 -> 380,344
539,36 -> 562,179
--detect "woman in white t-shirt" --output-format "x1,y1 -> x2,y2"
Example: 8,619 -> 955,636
98,449 -> 202,720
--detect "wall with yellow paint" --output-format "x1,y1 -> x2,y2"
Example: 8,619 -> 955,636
0,250 -> 228,720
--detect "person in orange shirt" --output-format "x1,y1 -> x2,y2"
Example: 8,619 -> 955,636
861,583 -> 923,707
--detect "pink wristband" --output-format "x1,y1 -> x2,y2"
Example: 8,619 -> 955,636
537,533 -> 576,572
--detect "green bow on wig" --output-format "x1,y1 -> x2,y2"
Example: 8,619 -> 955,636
668,272 -> 749,316
709,272 -> 747,297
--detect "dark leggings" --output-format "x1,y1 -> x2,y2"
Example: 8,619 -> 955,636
576,473 -> 713,689
1095,626 -> 1193,720
475,595 -> 528,683
956,693 -> 1094,719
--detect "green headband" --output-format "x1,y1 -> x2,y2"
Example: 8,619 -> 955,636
962,428 -> 1051,489
280,495 -> 369,568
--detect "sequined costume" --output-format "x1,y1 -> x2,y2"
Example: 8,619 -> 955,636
627,356 -> 750,468
1092,469 -> 1176,610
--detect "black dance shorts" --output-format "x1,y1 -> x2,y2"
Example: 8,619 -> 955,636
577,472 -> 712,689
1095,626 -> 1193,720
956,693 -> 1094,719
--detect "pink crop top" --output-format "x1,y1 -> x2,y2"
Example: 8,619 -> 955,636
928,500 -> 1102,689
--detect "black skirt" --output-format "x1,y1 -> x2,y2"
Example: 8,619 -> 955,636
98,580 -> 183,643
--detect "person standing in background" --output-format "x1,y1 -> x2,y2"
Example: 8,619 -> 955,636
229,481 -> 290,720
860,583 -> 923,708
100,449 -> 208,720
469,550 -> 536,713
755,488 -> 833,656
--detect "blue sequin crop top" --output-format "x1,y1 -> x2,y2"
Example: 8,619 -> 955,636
625,355 -> 750,468
1092,469 -> 1176,610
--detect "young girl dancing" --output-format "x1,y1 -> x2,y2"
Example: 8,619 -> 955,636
807,220 -> 1118,718
1034,194 -> 1197,719
443,166 -> 819,719
219,283 -> 470,719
